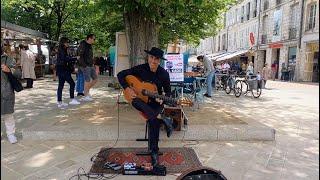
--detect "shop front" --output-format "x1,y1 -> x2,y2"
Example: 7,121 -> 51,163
304,42 -> 319,82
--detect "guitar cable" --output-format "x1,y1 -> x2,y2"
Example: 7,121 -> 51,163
69,89 -> 123,180
90,89 -> 122,162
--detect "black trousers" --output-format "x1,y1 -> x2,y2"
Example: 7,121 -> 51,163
26,78 -> 33,88
57,72 -> 75,102
131,98 -> 162,153
107,66 -> 113,76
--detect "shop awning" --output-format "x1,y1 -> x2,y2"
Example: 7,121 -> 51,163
212,51 -> 234,61
1,20 -> 52,44
206,52 -> 226,60
215,49 -> 249,62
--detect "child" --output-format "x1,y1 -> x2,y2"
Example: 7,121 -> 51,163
256,71 -> 262,90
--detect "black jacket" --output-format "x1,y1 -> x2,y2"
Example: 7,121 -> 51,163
78,40 -> 93,67
56,47 -> 74,75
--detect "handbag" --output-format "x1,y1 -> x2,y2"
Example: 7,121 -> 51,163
4,57 -> 23,92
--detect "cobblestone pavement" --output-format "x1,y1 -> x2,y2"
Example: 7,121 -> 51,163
1,77 -> 319,180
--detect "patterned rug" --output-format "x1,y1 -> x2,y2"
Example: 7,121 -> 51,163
90,147 -> 202,174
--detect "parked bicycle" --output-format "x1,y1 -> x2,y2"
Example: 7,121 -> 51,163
236,75 -> 262,98
225,71 -> 242,97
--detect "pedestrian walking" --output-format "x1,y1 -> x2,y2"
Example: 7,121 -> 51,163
288,63 -> 295,81
262,63 -> 271,88
78,34 -> 97,101
20,45 -> 36,88
271,61 -> 277,80
280,63 -> 287,81
56,37 -> 80,108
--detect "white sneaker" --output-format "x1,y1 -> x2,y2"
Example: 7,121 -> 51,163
81,96 -> 93,102
7,134 -> 17,144
57,102 -> 68,108
69,99 -> 80,105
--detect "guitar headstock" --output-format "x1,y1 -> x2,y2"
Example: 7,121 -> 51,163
177,98 -> 194,107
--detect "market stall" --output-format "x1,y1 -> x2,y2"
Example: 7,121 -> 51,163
1,20 -> 54,78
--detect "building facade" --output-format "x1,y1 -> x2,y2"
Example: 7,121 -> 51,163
198,0 -> 319,82
297,0 -> 319,82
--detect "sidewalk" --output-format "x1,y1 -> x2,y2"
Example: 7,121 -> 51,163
1,76 -> 319,179
15,76 -> 274,141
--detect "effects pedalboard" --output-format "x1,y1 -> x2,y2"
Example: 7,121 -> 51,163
122,162 -> 167,176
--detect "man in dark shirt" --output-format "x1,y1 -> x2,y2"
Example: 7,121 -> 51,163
78,34 -> 97,101
117,47 -> 173,167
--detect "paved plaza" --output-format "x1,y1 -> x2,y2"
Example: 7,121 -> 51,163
1,76 -> 319,180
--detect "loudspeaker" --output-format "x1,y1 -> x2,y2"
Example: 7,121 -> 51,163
177,166 -> 227,180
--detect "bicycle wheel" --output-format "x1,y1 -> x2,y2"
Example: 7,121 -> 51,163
225,77 -> 232,94
241,80 -> 249,95
234,80 -> 242,97
251,85 -> 262,98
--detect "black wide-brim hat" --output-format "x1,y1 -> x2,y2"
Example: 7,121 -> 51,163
144,47 -> 167,60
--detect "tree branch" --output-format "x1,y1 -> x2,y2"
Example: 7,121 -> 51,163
61,0 -> 80,24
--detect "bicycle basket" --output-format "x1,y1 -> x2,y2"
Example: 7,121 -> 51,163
247,79 -> 258,90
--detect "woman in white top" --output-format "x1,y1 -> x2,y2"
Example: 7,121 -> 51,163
246,62 -> 254,76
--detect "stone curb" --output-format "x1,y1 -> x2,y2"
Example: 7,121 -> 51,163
22,124 -> 275,141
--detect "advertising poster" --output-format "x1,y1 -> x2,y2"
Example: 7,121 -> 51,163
272,9 -> 282,42
164,54 -> 184,82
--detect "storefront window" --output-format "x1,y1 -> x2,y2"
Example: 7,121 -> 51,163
288,47 -> 297,65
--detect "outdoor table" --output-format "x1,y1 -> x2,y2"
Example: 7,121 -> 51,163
184,72 -> 203,77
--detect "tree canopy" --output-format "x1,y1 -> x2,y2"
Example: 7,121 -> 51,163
1,0 -> 234,56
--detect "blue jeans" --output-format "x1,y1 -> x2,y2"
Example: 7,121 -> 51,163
76,70 -> 84,93
206,71 -> 214,96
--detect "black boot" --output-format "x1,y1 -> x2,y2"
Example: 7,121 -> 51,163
26,78 -> 33,88
151,151 -> 159,167
162,117 -> 173,137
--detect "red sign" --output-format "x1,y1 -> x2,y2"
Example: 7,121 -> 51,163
269,43 -> 283,48
249,32 -> 255,46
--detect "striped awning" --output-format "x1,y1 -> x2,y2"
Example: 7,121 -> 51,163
215,49 -> 249,62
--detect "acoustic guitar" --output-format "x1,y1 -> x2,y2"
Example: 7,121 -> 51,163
123,75 -> 193,107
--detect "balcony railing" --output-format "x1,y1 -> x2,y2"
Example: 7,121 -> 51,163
289,28 -> 297,39
261,34 -> 267,44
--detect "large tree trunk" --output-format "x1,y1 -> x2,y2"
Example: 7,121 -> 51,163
124,9 -> 159,67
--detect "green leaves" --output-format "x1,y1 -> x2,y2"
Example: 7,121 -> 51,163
2,0 -> 234,53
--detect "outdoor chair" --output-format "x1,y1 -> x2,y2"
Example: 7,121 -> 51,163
172,77 -> 205,110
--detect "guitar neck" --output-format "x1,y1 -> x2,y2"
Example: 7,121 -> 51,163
143,91 -> 176,104
150,94 -> 176,103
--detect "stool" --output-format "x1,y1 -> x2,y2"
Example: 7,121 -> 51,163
136,112 -> 163,156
